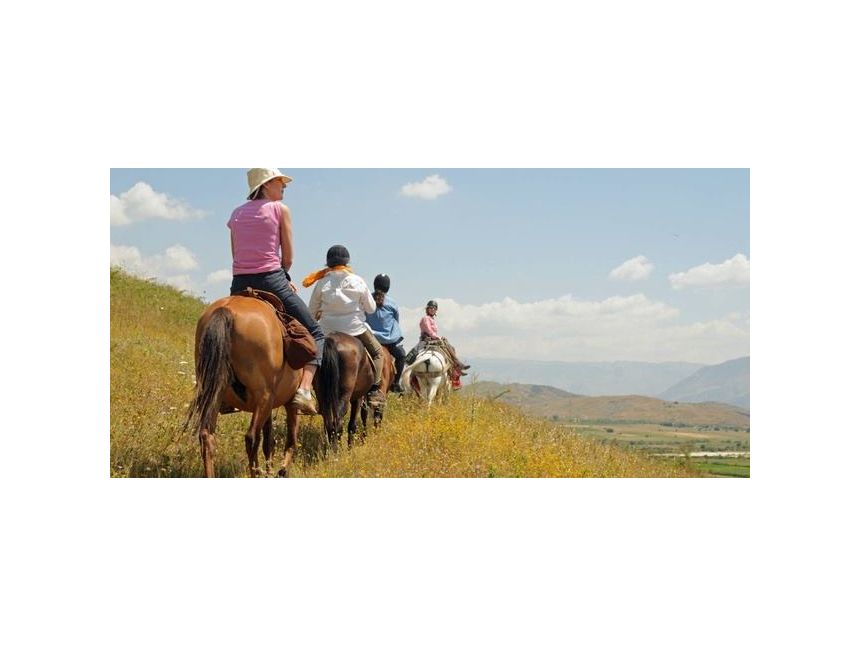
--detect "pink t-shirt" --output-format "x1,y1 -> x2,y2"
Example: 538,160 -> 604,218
227,200 -> 283,275
420,315 -> 439,340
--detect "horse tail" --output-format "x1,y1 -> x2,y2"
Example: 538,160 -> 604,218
315,336 -> 341,424
399,360 -> 414,392
183,307 -> 234,434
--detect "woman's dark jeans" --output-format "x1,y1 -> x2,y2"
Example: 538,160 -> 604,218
231,269 -> 324,366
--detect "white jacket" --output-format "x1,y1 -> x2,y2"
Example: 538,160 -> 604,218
309,270 -> 376,336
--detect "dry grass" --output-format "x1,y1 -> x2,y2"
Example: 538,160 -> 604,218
287,396 -> 692,477
110,268 -> 693,478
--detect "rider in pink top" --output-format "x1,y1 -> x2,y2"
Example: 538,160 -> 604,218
409,300 -> 470,388
419,311 -> 440,340
228,200 -> 283,275
226,168 -> 324,415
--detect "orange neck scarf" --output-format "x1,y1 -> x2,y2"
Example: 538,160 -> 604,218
302,265 -> 352,288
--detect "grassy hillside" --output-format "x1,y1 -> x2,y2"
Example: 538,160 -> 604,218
110,269 -> 695,477
464,382 -> 750,428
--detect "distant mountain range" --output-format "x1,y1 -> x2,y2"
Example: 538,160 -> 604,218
467,356 -> 749,410
659,356 -> 750,409
462,382 -> 750,429
469,358 -> 703,397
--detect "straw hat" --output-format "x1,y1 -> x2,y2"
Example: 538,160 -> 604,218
246,168 -> 293,199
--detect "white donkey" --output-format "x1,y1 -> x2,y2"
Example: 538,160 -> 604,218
400,347 -> 451,406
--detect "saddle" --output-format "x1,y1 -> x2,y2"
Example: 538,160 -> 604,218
237,287 -> 316,369
406,339 -> 449,367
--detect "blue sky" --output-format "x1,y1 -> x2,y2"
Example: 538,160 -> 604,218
110,168 -> 749,364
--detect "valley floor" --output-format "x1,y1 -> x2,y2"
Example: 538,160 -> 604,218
562,422 -> 750,477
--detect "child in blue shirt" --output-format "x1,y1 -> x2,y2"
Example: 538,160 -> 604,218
365,274 -> 407,393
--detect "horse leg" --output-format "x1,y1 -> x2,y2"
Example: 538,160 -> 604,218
364,396 -> 384,431
250,414 -> 269,475
325,414 -> 339,453
278,405 -> 299,477
328,398 -> 348,452
199,417 -> 217,478
359,402 -> 370,442
427,378 -> 440,407
323,408 -> 341,454
347,400 -> 361,448
360,400 -> 369,431
262,415 -> 274,476
245,402 -> 272,477
244,416 -> 258,477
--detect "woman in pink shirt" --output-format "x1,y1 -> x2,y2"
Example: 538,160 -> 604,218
228,168 -> 324,414
412,300 -> 470,387
419,301 -> 441,340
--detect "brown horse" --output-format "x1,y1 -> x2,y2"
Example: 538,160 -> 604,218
315,333 -> 394,450
184,296 -> 303,477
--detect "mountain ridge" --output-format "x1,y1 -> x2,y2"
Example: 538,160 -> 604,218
463,381 -> 750,428
659,356 -> 750,408
468,358 -> 705,397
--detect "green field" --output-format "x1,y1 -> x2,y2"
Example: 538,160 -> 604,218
563,422 -> 750,477
687,457 -> 750,478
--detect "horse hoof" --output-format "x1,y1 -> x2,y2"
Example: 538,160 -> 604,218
277,468 -> 288,477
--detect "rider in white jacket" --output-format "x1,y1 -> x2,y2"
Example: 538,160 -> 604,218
305,245 -> 385,405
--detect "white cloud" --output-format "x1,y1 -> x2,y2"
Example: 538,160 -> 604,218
109,244 -> 142,268
162,244 -> 198,272
206,269 -> 233,285
110,195 -> 128,226
110,243 -> 200,293
162,275 -> 197,293
669,253 -> 750,289
398,294 -> 748,364
399,174 -> 452,200
609,255 -> 654,281
110,182 -> 206,226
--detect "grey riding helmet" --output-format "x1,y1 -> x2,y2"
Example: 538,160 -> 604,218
326,245 -> 350,267
374,274 -> 391,293
426,300 -> 438,309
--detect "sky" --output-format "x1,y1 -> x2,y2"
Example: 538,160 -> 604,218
110,168 -> 749,365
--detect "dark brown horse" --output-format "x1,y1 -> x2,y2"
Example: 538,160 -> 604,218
315,333 -> 394,450
184,296 -> 303,477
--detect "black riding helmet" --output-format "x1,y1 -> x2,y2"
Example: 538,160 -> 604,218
326,245 -> 350,267
426,300 -> 438,309
374,274 -> 391,293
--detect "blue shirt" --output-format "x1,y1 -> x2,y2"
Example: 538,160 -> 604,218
365,296 -> 404,345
